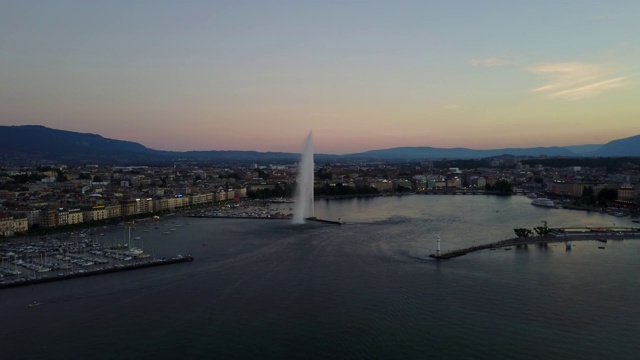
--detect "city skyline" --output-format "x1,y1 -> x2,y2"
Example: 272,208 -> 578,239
1,1 -> 640,154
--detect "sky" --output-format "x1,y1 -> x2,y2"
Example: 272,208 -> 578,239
1,0 -> 639,154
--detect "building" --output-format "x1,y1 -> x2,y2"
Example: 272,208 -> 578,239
0,215 -> 28,236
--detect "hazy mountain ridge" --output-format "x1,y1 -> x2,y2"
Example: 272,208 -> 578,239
346,146 -> 575,160
563,144 -> 603,154
1,125 -> 639,164
589,135 -> 640,157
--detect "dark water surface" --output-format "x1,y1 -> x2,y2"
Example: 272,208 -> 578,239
2,196 -> 640,359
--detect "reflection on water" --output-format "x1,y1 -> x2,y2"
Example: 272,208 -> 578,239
1,195 -> 639,360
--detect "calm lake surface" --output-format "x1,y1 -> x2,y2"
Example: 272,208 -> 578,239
2,195 -> 640,359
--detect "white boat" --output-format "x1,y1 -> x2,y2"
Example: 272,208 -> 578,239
128,247 -> 144,255
531,198 -> 556,208
525,192 -> 538,199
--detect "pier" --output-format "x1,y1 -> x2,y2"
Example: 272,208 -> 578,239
188,215 -> 343,224
305,217 -> 343,225
0,255 -> 194,290
430,227 -> 640,260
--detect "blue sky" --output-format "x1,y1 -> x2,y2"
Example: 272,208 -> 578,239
1,0 -> 639,153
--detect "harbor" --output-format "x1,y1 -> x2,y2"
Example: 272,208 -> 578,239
0,220 -> 193,289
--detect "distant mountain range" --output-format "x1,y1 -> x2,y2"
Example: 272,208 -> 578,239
0,125 -> 638,165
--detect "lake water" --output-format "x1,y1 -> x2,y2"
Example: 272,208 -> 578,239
2,195 -> 639,359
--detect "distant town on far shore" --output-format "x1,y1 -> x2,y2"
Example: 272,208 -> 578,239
1,149 -> 639,237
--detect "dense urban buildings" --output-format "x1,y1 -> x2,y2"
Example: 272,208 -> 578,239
0,157 -> 638,237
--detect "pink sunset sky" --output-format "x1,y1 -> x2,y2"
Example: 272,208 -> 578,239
1,1 -> 639,154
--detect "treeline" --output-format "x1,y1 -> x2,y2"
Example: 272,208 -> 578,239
485,179 -> 512,193
246,183 -> 293,199
514,226 -> 552,238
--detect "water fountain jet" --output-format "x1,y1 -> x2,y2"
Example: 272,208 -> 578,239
292,132 -> 314,224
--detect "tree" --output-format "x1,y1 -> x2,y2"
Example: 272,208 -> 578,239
487,179 -> 512,193
514,228 -> 533,238
56,169 -> 66,182
533,226 -> 551,237
597,188 -> 617,206
580,186 -> 597,206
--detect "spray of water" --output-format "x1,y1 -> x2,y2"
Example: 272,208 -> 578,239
292,132 -> 314,224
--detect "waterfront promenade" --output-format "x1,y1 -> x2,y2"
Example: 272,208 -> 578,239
430,227 -> 640,259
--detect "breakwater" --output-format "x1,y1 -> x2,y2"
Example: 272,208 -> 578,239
430,229 -> 640,260
189,215 -> 290,220
0,255 -> 194,290
306,217 -> 343,225
188,215 -> 343,224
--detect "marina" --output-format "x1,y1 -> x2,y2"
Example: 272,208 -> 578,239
0,255 -> 193,290
0,221 -> 192,289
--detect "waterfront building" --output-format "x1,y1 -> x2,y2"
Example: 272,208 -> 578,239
120,200 -> 137,216
84,206 -> 108,222
548,180 -> 609,198
26,209 -> 41,228
56,209 -> 69,226
618,186 -> 638,201
477,176 -> 487,188
41,210 -> 57,228
136,198 -> 154,214
446,178 -> 462,189
190,194 -> 209,206
154,198 -> 169,212
67,209 -> 84,225
105,204 -> 121,218
0,215 -> 28,236
234,187 -> 247,198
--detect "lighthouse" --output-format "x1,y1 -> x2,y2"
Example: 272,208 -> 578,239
436,235 -> 441,257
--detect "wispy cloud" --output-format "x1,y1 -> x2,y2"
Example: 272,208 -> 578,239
526,62 -> 631,100
469,57 -> 511,67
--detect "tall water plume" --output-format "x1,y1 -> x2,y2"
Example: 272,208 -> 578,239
292,132 -> 314,224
